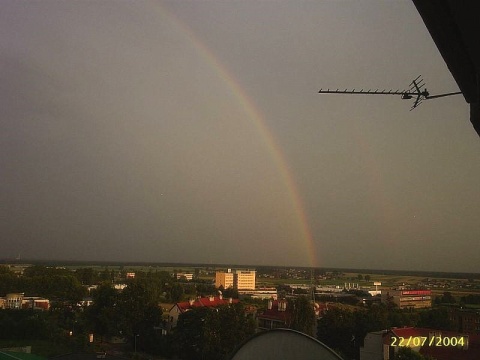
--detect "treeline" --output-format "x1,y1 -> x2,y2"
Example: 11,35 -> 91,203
0,265 -> 247,358
434,291 -> 480,305
0,265 -> 87,302
84,280 -> 257,358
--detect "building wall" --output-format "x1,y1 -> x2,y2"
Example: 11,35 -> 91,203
382,289 -> 431,309
215,271 -> 234,288
176,273 -> 193,281
6,293 -> 24,309
234,270 -> 256,290
360,331 -> 386,360
449,308 -> 480,334
168,304 -> 183,328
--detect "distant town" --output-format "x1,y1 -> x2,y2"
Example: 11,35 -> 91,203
1,261 -> 480,360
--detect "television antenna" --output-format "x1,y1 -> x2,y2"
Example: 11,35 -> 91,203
318,75 -> 461,110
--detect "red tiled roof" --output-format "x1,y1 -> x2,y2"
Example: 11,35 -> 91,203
257,300 -> 293,324
174,296 -> 239,312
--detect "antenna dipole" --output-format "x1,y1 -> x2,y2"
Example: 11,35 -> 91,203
318,75 -> 461,110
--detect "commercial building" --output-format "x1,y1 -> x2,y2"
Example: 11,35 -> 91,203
381,289 -> 431,309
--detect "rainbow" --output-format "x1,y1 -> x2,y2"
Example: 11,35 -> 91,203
154,3 -> 319,267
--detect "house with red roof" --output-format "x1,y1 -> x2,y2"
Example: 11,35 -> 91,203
257,299 -> 293,330
168,295 -> 239,328
360,327 -> 480,360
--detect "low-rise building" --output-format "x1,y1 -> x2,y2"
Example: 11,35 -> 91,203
257,299 -> 293,330
238,288 -> 278,300
5,293 -> 24,309
22,297 -> 50,310
175,272 -> 193,281
0,293 -> 49,310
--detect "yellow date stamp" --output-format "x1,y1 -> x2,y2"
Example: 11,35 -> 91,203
390,336 -> 467,347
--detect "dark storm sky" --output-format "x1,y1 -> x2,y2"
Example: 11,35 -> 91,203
1,1 -> 479,272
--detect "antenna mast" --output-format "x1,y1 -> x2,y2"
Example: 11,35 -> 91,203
318,75 -> 461,110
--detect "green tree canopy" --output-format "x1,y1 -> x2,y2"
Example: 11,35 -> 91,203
290,296 -> 316,337
175,303 -> 254,360
86,283 -> 119,341
394,347 -> 428,360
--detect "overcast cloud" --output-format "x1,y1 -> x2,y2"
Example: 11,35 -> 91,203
1,1 -> 479,272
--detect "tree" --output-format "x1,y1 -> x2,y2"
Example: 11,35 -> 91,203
223,287 -> 239,299
175,306 -> 209,359
317,307 -> 355,356
441,291 -> 456,304
174,303 -> 254,360
365,275 -> 371,282
116,278 -> 163,340
169,283 -> 184,302
0,266 -> 12,275
86,283 -> 119,341
290,296 -> 316,336
75,268 -> 98,285
394,347 -> 427,360
417,307 -> 454,331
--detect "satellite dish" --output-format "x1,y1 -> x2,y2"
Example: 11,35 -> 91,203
229,329 -> 343,360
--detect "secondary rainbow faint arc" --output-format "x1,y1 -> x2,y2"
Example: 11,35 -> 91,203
158,5 -> 318,267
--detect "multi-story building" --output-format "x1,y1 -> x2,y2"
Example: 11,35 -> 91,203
215,269 -> 256,290
449,307 -> 480,335
234,270 -> 256,290
215,269 -> 235,289
381,289 -> 431,309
